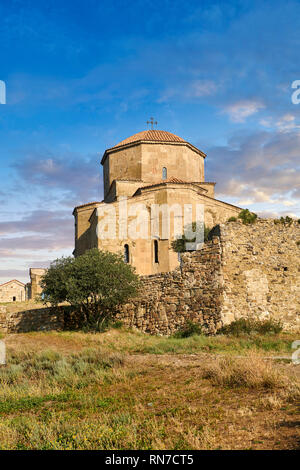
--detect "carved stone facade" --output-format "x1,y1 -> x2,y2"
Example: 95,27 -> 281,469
73,129 -> 241,275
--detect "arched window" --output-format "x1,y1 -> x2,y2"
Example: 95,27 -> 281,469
154,240 -> 159,263
162,167 -> 167,180
124,244 -> 129,263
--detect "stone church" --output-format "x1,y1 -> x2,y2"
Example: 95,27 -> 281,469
73,129 -> 241,275
0,279 -> 26,302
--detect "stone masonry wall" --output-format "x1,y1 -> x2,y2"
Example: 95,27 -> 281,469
116,237 -> 223,335
218,219 -> 300,330
0,238 -> 224,335
0,219 -> 299,335
0,305 -> 64,334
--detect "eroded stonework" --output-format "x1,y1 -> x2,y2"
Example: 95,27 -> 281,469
1,220 -> 299,334
219,219 -> 300,329
115,220 -> 299,333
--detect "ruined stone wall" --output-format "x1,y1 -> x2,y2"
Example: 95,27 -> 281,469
0,239 -> 223,335
0,305 -> 64,333
29,268 -> 47,299
218,219 -> 300,330
116,219 -> 300,333
116,237 -> 223,335
1,220 -> 299,335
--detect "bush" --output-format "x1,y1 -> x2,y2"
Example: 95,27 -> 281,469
172,222 -> 211,253
238,209 -> 257,225
173,320 -> 202,338
41,249 -> 140,330
274,216 -> 294,226
227,216 -> 237,222
218,318 -> 283,337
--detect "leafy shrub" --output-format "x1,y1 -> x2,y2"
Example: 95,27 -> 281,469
41,249 -> 140,330
227,216 -> 237,222
218,318 -> 283,337
238,209 -> 257,225
296,241 -> 300,247
173,320 -> 202,338
274,216 -> 294,226
172,222 -> 211,253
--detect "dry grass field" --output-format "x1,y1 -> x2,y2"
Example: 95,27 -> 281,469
0,328 -> 299,450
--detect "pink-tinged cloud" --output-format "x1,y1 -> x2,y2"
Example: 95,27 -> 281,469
0,210 -> 74,252
13,152 -> 103,207
0,269 -> 28,280
206,128 -> 300,210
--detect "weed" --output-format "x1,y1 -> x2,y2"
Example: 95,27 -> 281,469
218,318 -> 283,337
202,353 -> 289,390
274,216 -> 294,226
172,321 -> 202,338
238,209 -> 257,225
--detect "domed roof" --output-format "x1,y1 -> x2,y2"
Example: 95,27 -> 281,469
113,129 -> 186,149
101,129 -> 206,164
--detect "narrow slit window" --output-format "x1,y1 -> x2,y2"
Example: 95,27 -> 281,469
162,167 -> 167,180
124,244 -> 129,263
154,240 -> 159,263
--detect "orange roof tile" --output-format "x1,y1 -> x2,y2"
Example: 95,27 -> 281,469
113,130 -> 185,148
101,129 -> 206,164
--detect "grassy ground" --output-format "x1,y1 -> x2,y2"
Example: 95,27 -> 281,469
7,327 -> 297,356
0,328 -> 299,450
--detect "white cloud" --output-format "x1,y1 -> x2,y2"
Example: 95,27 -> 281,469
237,199 -> 254,205
282,200 -> 296,206
222,100 -> 265,122
260,114 -> 300,133
259,118 -> 272,128
276,114 -> 300,132
158,79 -> 218,103
188,80 -> 217,97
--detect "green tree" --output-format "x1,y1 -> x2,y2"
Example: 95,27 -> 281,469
41,249 -> 140,330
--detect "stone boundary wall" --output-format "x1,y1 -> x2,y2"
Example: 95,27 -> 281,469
0,306 -> 64,334
0,239 -> 224,335
0,220 -> 299,335
116,237 -> 223,335
218,219 -> 300,330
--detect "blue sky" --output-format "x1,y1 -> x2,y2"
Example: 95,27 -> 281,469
0,0 -> 299,283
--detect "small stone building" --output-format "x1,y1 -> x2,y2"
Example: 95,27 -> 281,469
29,268 -> 47,299
0,280 -> 26,302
